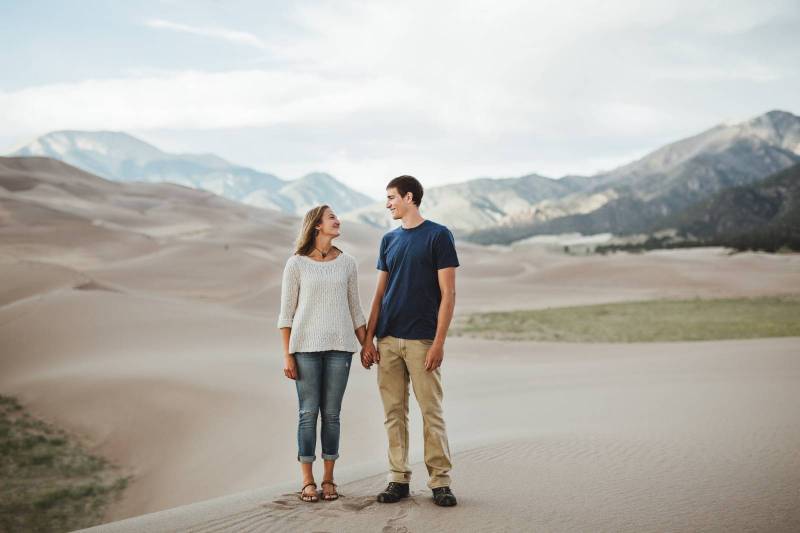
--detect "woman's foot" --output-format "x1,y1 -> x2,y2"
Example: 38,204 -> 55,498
299,482 -> 318,502
321,480 -> 339,501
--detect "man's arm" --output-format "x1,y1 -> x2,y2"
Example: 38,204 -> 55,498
361,270 -> 388,368
425,266 -> 456,371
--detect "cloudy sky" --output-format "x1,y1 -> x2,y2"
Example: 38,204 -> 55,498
1,0 -> 798,198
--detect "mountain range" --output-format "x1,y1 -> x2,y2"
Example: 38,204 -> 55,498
10,131 -> 374,216
663,162 -> 800,251
464,110 -> 800,243
8,110 -> 800,247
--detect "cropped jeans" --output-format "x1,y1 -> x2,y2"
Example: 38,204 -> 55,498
294,350 -> 353,463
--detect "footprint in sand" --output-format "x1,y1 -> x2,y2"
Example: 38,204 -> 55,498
264,495 -> 298,511
382,526 -> 409,533
381,508 -> 410,532
342,497 -> 377,512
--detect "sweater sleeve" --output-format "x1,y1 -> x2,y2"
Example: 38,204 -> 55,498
277,257 -> 300,329
347,257 -> 367,329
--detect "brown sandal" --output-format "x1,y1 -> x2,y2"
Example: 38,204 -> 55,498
299,482 -> 318,502
321,480 -> 339,501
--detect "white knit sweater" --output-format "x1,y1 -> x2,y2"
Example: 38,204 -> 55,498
277,251 -> 366,354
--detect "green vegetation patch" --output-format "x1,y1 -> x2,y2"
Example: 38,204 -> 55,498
452,296 -> 800,342
0,395 -> 130,533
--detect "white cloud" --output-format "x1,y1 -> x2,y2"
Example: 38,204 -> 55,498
0,70 -> 418,131
2,0 -> 798,191
145,18 -> 269,50
651,64 -> 786,83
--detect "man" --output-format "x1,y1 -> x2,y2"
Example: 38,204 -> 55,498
361,175 -> 459,507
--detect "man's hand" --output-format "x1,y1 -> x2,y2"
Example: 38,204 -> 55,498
424,343 -> 444,372
360,342 -> 378,369
283,354 -> 297,380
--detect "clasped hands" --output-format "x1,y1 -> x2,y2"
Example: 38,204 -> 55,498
360,342 -> 379,369
360,340 -> 444,372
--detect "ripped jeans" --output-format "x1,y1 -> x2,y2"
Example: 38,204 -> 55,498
294,350 -> 353,463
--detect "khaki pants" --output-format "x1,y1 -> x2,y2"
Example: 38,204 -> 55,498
377,336 -> 452,489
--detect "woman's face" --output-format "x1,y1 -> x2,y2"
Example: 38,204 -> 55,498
316,208 -> 341,238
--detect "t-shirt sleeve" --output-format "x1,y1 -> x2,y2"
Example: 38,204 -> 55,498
433,228 -> 460,270
376,235 -> 389,272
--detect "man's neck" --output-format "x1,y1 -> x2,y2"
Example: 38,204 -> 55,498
401,210 -> 425,229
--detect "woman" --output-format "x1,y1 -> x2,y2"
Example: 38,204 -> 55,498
277,205 -> 367,502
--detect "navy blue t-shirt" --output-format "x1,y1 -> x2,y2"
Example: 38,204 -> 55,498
376,219 -> 460,340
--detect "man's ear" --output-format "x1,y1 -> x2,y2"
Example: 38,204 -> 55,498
404,192 -> 414,204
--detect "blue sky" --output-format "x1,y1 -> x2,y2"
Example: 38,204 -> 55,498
2,0 -> 799,198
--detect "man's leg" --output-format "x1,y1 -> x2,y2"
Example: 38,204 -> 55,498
377,336 -> 411,484
404,339 -> 452,489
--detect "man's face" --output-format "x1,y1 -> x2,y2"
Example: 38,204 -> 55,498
386,187 -> 411,219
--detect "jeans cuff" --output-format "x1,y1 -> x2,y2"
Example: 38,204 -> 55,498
297,455 -> 315,463
321,453 -> 339,461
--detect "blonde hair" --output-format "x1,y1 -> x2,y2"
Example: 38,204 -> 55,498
294,205 -> 331,256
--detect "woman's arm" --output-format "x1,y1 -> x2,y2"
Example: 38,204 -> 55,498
347,258 -> 367,332
354,325 -> 367,347
278,258 -> 300,379
277,258 -> 300,330
280,327 -> 292,356
280,327 -> 297,380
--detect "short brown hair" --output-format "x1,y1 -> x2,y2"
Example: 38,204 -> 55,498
386,175 -> 423,206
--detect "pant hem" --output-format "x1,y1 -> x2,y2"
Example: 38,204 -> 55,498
298,455 -> 316,463
321,453 -> 339,461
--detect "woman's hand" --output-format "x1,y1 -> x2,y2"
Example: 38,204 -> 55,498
283,354 -> 297,380
360,342 -> 378,369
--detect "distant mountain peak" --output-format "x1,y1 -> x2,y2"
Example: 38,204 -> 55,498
36,129 -> 161,148
15,130 -> 167,164
744,109 -> 797,126
10,130 -> 375,216
297,172 -> 338,185
278,171 -> 374,213
762,109 -> 798,121
740,109 -> 800,155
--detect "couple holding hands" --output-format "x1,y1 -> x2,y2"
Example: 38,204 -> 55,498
277,175 -> 459,507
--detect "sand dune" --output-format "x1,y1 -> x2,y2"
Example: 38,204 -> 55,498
2,156 -> 800,531
83,336 -> 800,532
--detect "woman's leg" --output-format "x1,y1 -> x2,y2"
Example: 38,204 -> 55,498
319,351 -> 353,496
294,353 -> 323,498
322,459 -> 336,495
300,462 -> 316,501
